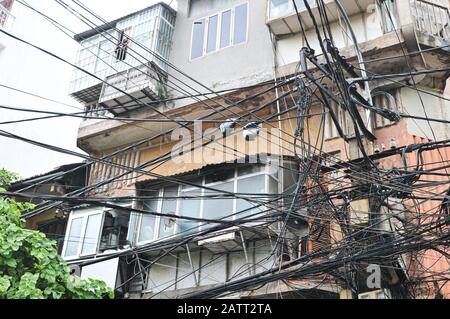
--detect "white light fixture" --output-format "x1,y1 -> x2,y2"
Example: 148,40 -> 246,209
219,119 -> 237,137
243,122 -> 260,141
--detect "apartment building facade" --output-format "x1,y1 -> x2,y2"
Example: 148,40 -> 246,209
33,0 -> 449,299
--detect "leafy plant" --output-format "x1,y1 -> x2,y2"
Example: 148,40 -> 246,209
0,168 -> 20,189
0,170 -> 114,299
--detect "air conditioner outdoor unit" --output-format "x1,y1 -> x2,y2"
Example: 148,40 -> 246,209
358,289 -> 392,299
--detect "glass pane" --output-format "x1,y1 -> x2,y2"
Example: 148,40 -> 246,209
270,0 -> 289,19
234,4 -> 248,45
191,19 -> 205,59
127,212 -> 139,244
81,213 -> 102,255
237,165 -> 263,177
268,163 -> 280,180
294,0 -> 307,10
182,177 -> 203,190
220,10 -> 232,48
269,176 -> 279,194
64,217 -> 84,257
139,195 -> 158,243
205,168 -> 234,184
283,162 -> 299,207
139,215 -> 157,242
293,0 -> 315,11
207,15 -> 218,53
203,181 -> 234,221
178,189 -> 201,234
236,175 -> 266,219
158,186 -> 178,238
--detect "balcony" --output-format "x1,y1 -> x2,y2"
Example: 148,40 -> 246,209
69,3 -> 176,108
266,0 -> 374,36
98,62 -> 162,115
411,0 -> 450,48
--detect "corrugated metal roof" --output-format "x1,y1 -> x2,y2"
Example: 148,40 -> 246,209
9,162 -> 86,190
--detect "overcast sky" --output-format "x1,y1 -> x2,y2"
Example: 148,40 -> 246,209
0,0 -> 175,178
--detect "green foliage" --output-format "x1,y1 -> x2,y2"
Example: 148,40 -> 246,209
0,168 -> 20,189
0,184 -> 114,299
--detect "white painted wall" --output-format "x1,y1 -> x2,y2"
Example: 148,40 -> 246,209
168,0 -> 275,109
276,10 -> 385,68
402,86 -> 450,140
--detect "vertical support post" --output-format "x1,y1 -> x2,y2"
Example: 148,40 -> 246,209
240,231 -> 253,276
186,244 -> 199,286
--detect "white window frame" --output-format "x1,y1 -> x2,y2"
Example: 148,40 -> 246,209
135,188 -> 162,245
62,208 -> 104,261
62,202 -> 134,261
378,0 -> 399,34
219,9 -> 233,50
189,2 -> 249,61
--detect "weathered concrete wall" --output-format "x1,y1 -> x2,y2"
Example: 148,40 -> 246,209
276,9 -> 384,67
402,86 -> 449,141
168,0 -> 275,109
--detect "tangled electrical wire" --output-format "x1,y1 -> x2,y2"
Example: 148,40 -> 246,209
0,0 -> 449,300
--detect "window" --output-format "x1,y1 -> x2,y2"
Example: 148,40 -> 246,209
190,3 -> 249,60
131,163 -> 298,245
115,28 -> 131,61
269,0 -> 315,20
99,209 -> 130,253
62,206 -> 132,259
236,174 -> 266,219
64,217 -> 84,258
191,19 -> 205,59
372,89 -> 400,129
379,0 -> 398,33
81,213 -> 102,255
220,10 -> 232,48
324,100 -> 345,140
178,188 -> 202,234
233,4 -> 248,45
270,0 -> 290,19
138,191 -> 158,243
203,180 -> 234,221
207,15 -> 219,53
158,186 -> 178,239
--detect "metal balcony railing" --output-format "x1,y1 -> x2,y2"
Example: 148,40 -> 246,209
411,0 -> 450,42
99,62 -> 159,105
82,104 -> 111,121
0,3 -> 14,30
